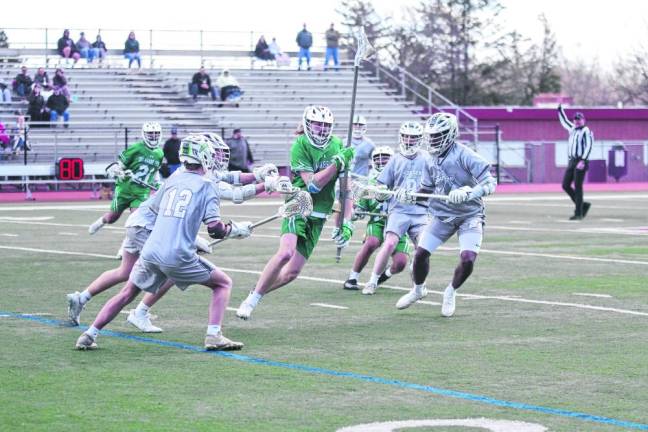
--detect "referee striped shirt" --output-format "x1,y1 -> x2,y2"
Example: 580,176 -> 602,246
558,106 -> 593,161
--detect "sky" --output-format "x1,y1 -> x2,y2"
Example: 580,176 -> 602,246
4,0 -> 646,68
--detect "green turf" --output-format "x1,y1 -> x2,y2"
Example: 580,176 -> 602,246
0,193 -> 647,431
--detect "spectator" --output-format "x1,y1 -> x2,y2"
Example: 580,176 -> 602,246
269,37 -> 291,67
76,32 -> 96,63
216,69 -> 242,103
11,110 -> 29,153
226,128 -> 254,172
161,126 -> 182,178
33,67 -> 51,91
12,65 -> 32,99
324,23 -> 341,71
91,35 -> 108,64
27,85 -> 48,125
296,24 -> 313,71
254,36 -> 275,61
0,81 -> 11,103
57,29 -> 80,64
47,87 -> 70,128
123,31 -> 141,69
52,68 -> 71,101
0,121 -> 10,148
189,66 -> 218,101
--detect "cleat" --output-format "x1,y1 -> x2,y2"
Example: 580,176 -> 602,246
116,247 -> 123,260
204,333 -> 243,351
66,291 -> 84,326
236,301 -> 254,320
569,215 -> 583,221
343,278 -> 359,290
441,285 -> 456,317
75,333 -> 97,350
396,287 -> 428,310
582,202 -> 591,218
377,272 -> 391,285
88,217 -> 105,235
362,282 -> 377,295
127,310 -> 162,333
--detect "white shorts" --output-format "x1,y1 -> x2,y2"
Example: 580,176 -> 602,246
384,212 -> 428,245
418,215 -> 484,254
121,227 -> 151,255
129,256 -> 217,294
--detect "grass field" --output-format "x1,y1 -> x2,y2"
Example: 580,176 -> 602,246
1,192 -> 647,431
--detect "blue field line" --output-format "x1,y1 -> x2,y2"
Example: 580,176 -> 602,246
4,311 -> 648,431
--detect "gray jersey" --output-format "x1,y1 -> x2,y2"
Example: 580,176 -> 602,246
141,170 -> 220,266
348,136 -> 375,176
423,143 -> 492,219
378,149 -> 432,215
125,194 -> 158,230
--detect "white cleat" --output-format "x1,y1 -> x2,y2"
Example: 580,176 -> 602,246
441,285 -> 456,317
362,282 -> 377,295
236,301 -> 255,320
66,291 -> 85,326
88,218 -> 105,235
75,333 -> 97,350
204,332 -> 243,351
396,287 -> 428,310
127,310 -> 163,333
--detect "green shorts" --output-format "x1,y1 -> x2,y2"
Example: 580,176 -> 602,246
280,216 -> 326,260
365,220 -> 411,255
110,185 -> 150,213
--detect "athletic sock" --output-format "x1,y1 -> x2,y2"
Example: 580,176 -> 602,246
368,273 -> 380,285
246,291 -> 263,308
414,284 -> 425,295
134,301 -> 150,318
79,290 -> 92,305
206,324 -> 222,336
385,268 -> 393,278
348,271 -> 360,280
85,325 -> 99,339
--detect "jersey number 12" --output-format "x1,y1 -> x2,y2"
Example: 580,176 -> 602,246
163,187 -> 193,219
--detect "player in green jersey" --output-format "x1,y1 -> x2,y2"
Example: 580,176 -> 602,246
343,145 -> 412,290
236,105 -> 355,320
88,122 -> 164,235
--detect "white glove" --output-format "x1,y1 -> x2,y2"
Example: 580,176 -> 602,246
448,186 -> 472,204
373,185 -> 392,202
264,175 -> 293,193
106,163 -> 127,180
195,235 -> 213,254
394,188 -> 416,204
253,163 -> 278,181
227,220 -> 253,239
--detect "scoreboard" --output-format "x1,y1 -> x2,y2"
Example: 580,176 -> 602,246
55,158 -> 85,181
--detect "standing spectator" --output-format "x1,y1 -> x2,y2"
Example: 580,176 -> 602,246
0,120 -> 10,149
12,66 -> 33,99
254,36 -> 275,61
225,128 -> 254,172
52,68 -> 71,101
91,35 -> 108,64
76,32 -> 96,63
33,67 -> 51,91
216,69 -> 242,103
190,66 -> 218,101
27,85 -> 48,125
161,126 -> 182,178
296,24 -> 313,71
0,81 -> 11,103
47,87 -> 70,128
324,23 -> 341,71
57,29 -> 80,65
11,110 -> 29,153
123,31 -> 142,69
558,104 -> 593,220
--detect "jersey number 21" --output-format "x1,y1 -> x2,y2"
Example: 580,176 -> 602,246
163,187 -> 193,218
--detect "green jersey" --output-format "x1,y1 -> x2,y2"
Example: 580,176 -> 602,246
356,169 -> 385,222
290,134 -> 343,218
117,141 -> 164,192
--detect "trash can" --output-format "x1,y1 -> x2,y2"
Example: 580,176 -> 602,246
587,160 -> 607,183
608,145 -> 628,182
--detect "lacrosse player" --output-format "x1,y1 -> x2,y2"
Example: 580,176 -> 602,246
395,112 -> 496,316
88,122 -> 164,235
76,134 -> 253,351
360,121 -> 432,295
348,114 -> 375,176
343,146 -> 412,290
236,105 -> 355,320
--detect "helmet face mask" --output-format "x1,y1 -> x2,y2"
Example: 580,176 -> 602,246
424,113 -> 458,156
398,121 -> 424,157
201,132 -> 230,172
303,105 -> 334,148
371,146 -> 394,172
179,134 -> 214,174
352,114 -> 367,139
142,122 -> 162,149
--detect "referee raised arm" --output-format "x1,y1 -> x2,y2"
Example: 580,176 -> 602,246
558,104 -> 593,220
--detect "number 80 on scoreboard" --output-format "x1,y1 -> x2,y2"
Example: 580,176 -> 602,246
55,158 -> 85,181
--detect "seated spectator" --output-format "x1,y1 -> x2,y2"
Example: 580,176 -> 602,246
12,65 -> 33,99
76,32 -> 96,63
123,31 -> 141,69
52,68 -> 71,101
161,126 -> 182,178
47,87 -> 70,128
254,36 -> 275,61
33,67 -> 51,91
92,35 -> 108,64
190,66 -> 218,101
269,37 -> 291,67
216,69 -> 243,103
0,81 -> 11,103
57,29 -> 80,64
27,85 -> 48,125
225,128 -> 254,172
0,121 -> 10,148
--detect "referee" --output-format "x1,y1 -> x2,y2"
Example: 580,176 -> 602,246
558,104 -> 593,220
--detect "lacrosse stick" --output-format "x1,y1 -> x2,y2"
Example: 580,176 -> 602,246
361,184 -> 451,201
336,27 -> 374,263
209,191 -> 313,246
105,162 -> 158,191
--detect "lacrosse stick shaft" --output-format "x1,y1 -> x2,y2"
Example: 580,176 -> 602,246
130,177 -> 158,191
363,185 -> 450,201
208,213 -> 281,247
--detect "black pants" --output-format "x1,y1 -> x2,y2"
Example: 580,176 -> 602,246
562,159 -> 588,216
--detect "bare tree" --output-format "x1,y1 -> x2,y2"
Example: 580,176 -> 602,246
614,47 -> 648,105
560,58 -> 617,106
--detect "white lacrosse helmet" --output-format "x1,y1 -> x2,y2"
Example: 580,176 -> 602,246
371,146 -> 394,172
398,121 -> 424,157
141,121 -> 162,149
179,134 -> 214,173
303,105 -> 334,148
201,132 -> 231,172
352,114 -> 367,139
424,112 -> 458,156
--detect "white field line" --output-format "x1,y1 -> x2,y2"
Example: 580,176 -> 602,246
600,218 -> 625,223
0,216 -> 55,221
488,202 -> 644,211
1,244 -> 647,318
58,232 -> 79,236
0,201 -> 285,211
0,233 -> 18,237
573,293 -> 613,299
310,303 -> 349,310
226,307 -> 238,312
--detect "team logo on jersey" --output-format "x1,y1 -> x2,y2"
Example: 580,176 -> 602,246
432,169 -> 456,195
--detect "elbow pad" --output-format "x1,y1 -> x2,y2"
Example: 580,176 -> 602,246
471,176 -> 497,199
207,220 -> 230,239
307,182 -> 321,194
230,184 -> 257,204
221,170 -> 241,186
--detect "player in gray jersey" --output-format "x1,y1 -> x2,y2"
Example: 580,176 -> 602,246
348,115 -> 375,176
395,113 -> 497,316
75,135 -> 255,351
362,121 -> 432,295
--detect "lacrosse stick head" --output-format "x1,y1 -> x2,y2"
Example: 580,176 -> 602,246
353,27 -> 374,67
280,191 -> 313,218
